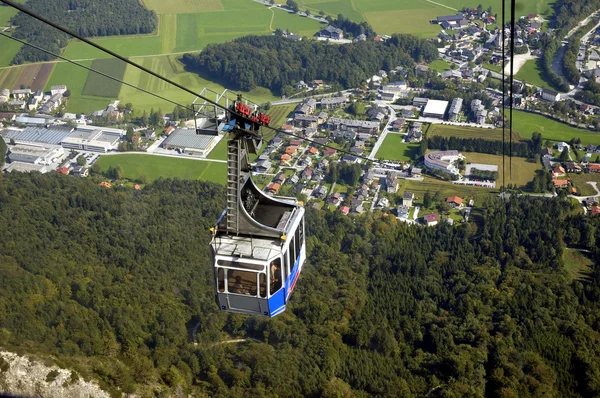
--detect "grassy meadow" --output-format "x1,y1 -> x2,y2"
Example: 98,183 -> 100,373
95,154 -> 227,184
461,152 -> 542,188
0,34 -> 21,68
374,133 -> 420,161
514,58 -> 561,92
429,124 -> 525,142
511,110 -> 600,146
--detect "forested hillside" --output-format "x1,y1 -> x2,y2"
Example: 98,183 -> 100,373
0,172 -> 599,396
9,0 -> 157,64
182,35 -> 438,93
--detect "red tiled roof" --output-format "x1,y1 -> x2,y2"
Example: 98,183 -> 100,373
553,179 -> 569,187
340,206 -> 350,214
591,206 -> 600,216
446,196 -> 463,205
424,213 -> 439,223
56,167 -> 70,175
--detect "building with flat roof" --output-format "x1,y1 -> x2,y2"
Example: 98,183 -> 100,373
423,100 -> 449,119
424,150 -> 463,174
61,128 -> 121,152
8,144 -> 65,165
162,127 -> 218,155
1,126 -> 73,146
448,98 -> 463,121
3,162 -> 52,174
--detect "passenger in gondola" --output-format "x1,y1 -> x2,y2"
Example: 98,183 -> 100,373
270,262 -> 282,292
231,276 -> 245,294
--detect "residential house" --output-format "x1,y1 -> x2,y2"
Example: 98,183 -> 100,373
377,197 -> 390,208
424,213 -> 439,226
391,118 -> 405,131
403,192 -> 414,207
12,89 -> 31,100
446,196 -> 463,208
351,198 -> 364,213
415,64 -> 430,75
342,155 -> 359,163
307,147 -> 319,156
565,162 -> 582,173
587,164 -> 600,173
285,146 -> 298,155
280,153 -> 292,163
553,179 -> 570,188
411,167 -> 422,177
406,122 -> 423,143
56,167 -> 70,175
319,26 -> 343,40
266,183 -> 281,195
301,167 -> 314,180
50,85 -> 67,96
293,114 -> 319,128
591,206 -> 600,216
385,172 -> 399,193
553,166 -> 566,177
255,160 -> 272,172
542,148 -> 553,158
274,173 -> 286,185
294,98 -> 317,115
288,174 -> 299,184
323,148 -> 337,157
71,166 -> 88,177
329,192 -> 341,205
294,80 -> 308,89
328,118 -> 380,134
556,142 -> 570,152
397,205 -> 410,219
340,205 -> 350,215
321,96 -> 346,109
541,88 -> 561,102
311,80 -> 324,89
313,185 -> 328,199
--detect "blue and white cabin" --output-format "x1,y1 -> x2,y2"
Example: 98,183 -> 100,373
211,175 -> 305,317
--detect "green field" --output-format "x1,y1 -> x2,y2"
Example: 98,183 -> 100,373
207,138 -> 227,160
462,151 -> 542,187
0,3 -> 18,26
118,55 -> 277,115
143,0 -> 224,14
82,58 -> 127,98
95,154 -> 226,184
0,66 -> 22,90
511,110 -> 600,146
399,176 -> 494,200
0,34 -> 22,68
374,133 -> 419,161
429,59 -> 452,73
568,172 -> 600,196
45,61 -> 109,114
429,124 -> 524,142
514,58 -> 560,91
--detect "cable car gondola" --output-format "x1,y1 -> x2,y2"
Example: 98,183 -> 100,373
196,95 -> 306,317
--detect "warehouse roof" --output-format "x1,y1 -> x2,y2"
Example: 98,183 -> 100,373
0,126 -> 73,146
162,128 -> 216,150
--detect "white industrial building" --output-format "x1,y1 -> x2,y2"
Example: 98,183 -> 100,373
61,127 -> 122,153
8,144 -> 66,165
3,162 -> 52,174
162,127 -> 219,156
422,100 -> 449,119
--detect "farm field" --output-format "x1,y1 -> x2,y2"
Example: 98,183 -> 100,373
44,61 -> 110,114
30,63 -> 55,91
374,134 -> 419,161
0,34 -> 21,68
95,154 -> 227,184
82,58 -> 127,98
118,55 -> 277,118
0,3 -> 18,26
514,58 -> 560,92
63,35 -> 163,60
0,66 -> 23,91
142,0 -> 224,14
429,124 -> 525,141
511,110 -> 600,146
12,64 -> 42,91
568,173 -> 600,196
462,151 -> 542,188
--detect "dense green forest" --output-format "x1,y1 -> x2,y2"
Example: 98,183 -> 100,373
182,34 -> 438,93
9,0 -> 157,64
0,172 -> 599,396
